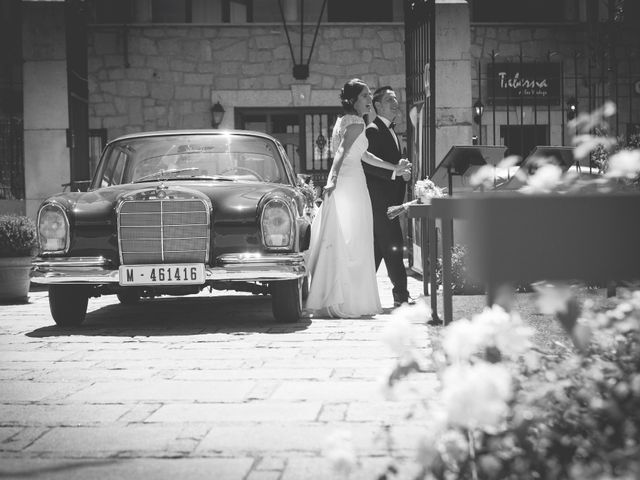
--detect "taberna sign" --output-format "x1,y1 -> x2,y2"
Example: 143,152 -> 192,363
487,62 -> 562,105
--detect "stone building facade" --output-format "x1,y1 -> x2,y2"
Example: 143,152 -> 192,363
3,0 -> 640,218
87,23 -> 407,176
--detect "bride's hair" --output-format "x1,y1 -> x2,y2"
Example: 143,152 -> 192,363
340,78 -> 368,113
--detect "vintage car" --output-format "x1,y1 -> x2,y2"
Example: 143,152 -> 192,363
31,130 -> 314,326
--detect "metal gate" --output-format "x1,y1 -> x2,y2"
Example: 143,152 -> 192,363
404,0 -> 436,276
475,50 -> 640,159
404,0 -> 435,179
0,119 -> 24,200
65,0 -> 90,191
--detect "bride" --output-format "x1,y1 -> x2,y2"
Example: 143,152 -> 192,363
305,79 -> 411,318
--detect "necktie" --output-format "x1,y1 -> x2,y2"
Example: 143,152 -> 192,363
388,122 -> 399,149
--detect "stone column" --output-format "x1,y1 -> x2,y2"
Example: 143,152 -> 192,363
435,0 -> 472,162
22,2 -> 70,218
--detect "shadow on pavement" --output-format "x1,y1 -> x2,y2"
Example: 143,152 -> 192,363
26,294 -> 311,338
0,459 -> 119,479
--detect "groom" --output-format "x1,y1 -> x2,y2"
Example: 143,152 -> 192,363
364,86 -> 412,307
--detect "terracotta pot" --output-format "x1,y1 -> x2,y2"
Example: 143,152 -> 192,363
0,257 -> 32,302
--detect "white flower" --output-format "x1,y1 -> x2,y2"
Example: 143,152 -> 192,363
572,134 -> 617,161
498,155 -> 520,170
436,429 -> 469,465
443,306 -> 532,362
441,363 -> 512,431
442,318 -> 481,362
568,101 -> 617,134
381,299 -> 431,360
533,282 -> 574,315
602,100 -> 617,117
523,163 -> 563,193
414,178 -> 445,202
324,430 -> 358,478
472,306 -> 533,359
393,297 -> 432,323
415,409 -> 448,468
470,156 -> 521,190
469,164 -> 495,188
381,315 -> 416,356
605,149 -> 640,179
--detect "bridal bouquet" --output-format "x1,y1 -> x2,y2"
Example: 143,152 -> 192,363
387,178 -> 445,219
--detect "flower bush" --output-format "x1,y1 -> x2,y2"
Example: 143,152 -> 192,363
326,292 -> 640,480
325,103 -> 640,480
412,290 -> 640,480
0,214 -> 37,258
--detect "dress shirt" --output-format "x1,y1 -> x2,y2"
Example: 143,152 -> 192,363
377,116 -> 401,180
378,116 -> 400,150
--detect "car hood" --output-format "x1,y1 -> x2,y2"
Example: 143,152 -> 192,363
46,181 -> 299,225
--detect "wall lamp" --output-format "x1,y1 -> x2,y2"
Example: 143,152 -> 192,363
473,99 -> 484,124
211,101 -> 226,128
566,97 -> 578,121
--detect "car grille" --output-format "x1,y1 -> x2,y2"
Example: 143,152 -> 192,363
118,199 -> 210,264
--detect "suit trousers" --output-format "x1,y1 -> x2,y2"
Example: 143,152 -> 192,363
370,197 -> 409,303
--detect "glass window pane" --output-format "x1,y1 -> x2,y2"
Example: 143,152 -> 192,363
248,0 -> 330,23
473,0 -> 564,22
327,0 -> 392,22
192,0 -> 223,22
242,114 -> 267,132
224,0 -> 251,23
152,0 -> 187,22
92,0 -> 131,23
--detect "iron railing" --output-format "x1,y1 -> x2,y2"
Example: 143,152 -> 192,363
0,118 -> 24,200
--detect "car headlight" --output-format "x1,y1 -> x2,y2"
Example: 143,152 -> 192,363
37,203 -> 70,254
261,198 -> 294,250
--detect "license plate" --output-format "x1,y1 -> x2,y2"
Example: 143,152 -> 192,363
119,264 -> 205,286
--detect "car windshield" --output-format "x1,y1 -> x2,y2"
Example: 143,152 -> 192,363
92,133 -> 289,188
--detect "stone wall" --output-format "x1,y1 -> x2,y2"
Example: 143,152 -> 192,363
87,23 -> 407,140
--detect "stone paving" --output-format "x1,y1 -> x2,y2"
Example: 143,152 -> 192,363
1,265 -> 466,480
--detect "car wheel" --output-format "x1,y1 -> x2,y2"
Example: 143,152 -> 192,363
49,285 -> 89,327
117,289 -> 141,305
271,278 -> 302,323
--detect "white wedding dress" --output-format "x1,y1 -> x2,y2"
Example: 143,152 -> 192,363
305,114 -> 382,318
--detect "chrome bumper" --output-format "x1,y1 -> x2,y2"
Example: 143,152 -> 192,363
31,254 -> 306,285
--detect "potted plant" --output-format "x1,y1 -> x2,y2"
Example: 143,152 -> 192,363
0,214 -> 37,302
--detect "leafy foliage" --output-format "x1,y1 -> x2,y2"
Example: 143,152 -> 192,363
434,244 -> 485,295
371,292 -> 640,480
0,214 -> 37,257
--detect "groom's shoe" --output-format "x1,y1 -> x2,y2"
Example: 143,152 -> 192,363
393,297 -> 415,307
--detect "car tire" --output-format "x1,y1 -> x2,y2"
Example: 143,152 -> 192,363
117,289 -> 141,305
271,278 -> 302,323
49,285 -> 89,327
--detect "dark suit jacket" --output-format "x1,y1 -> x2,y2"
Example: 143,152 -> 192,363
364,117 -> 407,210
